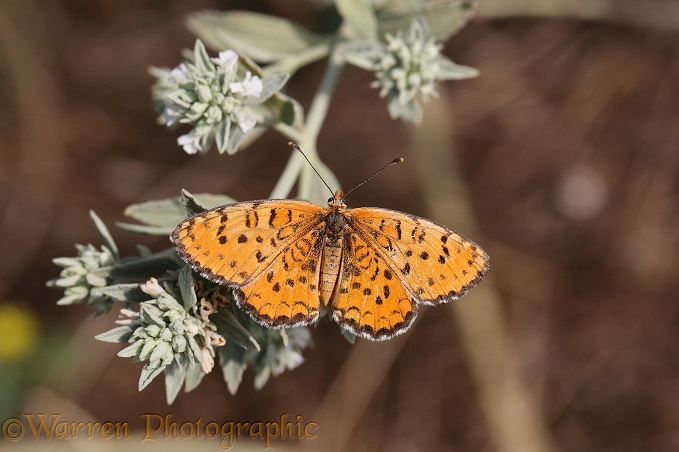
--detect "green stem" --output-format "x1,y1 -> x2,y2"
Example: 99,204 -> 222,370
305,47 -> 345,143
269,44 -> 346,200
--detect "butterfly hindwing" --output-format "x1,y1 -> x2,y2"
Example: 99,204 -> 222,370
347,207 -> 489,305
332,231 -> 417,340
234,224 -> 325,327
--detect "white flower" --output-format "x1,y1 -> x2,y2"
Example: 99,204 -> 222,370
345,19 -> 478,124
211,50 -> 238,73
162,104 -> 184,127
168,63 -> 191,84
116,308 -> 140,326
201,348 -> 215,374
150,40 -> 288,154
116,276 -> 220,390
47,243 -> 117,314
177,132 -> 203,154
230,71 -> 263,98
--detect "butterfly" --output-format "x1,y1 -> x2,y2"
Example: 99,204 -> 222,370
171,147 -> 489,341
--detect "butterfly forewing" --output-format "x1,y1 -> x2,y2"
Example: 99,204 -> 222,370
171,199 -> 324,287
347,207 -> 489,305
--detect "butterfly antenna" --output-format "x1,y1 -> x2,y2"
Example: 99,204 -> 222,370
288,142 -> 334,196
343,157 -> 405,198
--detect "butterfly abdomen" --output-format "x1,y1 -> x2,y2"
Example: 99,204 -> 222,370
319,210 -> 348,305
319,239 -> 342,305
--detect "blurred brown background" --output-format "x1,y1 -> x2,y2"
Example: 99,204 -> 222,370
1,1 -> 678,451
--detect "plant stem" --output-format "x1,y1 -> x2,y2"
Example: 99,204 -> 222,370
269,44 -> 346,200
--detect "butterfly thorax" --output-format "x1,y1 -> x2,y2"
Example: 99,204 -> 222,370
319,191 -> 350,306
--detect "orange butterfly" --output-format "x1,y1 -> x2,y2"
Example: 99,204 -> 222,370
171,147 -> 489,341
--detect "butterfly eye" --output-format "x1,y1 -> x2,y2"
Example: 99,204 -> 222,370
327,196 -> 334,204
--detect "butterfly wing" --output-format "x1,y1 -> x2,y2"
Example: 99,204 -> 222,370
346,207 -> 489,305
233,224 -> 325,327
332,231 -> 418,340
171,199 -> 326,327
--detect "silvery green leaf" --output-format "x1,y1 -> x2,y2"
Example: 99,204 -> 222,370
186,10 -> 330,63
177,189 -> 208,215
188,336 -> 203,362
184,362 -> 206,392
287,327 -> 312,348
241,73 -> 289,107
219,343 -> 247,395
166,90 -> 194,109
89,210 -> 119,260
139,362 -> 166,391
141,303 -> 166,327
150,341 -> 173,364
336,0 -> 378,40
262,92 -> 304,128
115,224 -> 173,236
261,42 -> 331,76
95,325 -> 135,343
436,58 -> 479,80
108,254 -> 181,280
254,366 -> 271,391
164,360 -> 186,404
136,245 -> 153,257
55,291 -> 87,306
97,283 -> 146,303
341,40 -> 385,70
232,125 -> 266,153
51,274 -> 81,288
388,96 -> 422,124
193,40 -> 213,73
225,123 -> 249,155
172,334 -> 187,353
279,99 -> 301,127
215,117 -> 231,154
139,339 -> 158,361
118,340 -> 143,358
211,307 -> 260,351
378,1 -> 476,41
121,193 -> 235,228
85,273 -> 107,287
178,265 -> 197,310
52,257 -> 80,267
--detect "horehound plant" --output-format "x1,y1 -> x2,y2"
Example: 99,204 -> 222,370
48,1 -> 479,403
